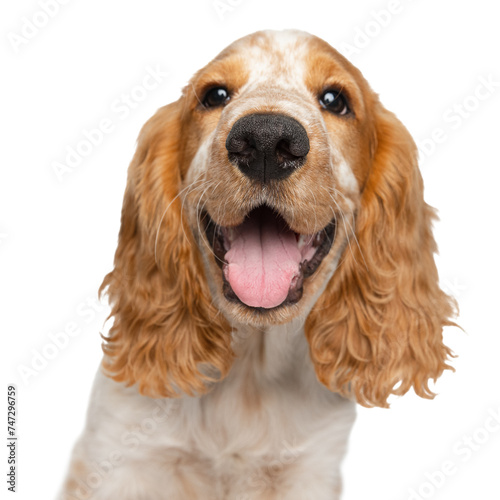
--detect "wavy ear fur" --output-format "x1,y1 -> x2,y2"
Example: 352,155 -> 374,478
306,103 -> 456,408
100,100 -> 233,397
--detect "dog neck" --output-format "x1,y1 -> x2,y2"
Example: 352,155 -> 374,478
228,318 -> 312,384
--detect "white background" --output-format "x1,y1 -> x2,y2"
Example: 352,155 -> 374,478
1,0 -> 499,499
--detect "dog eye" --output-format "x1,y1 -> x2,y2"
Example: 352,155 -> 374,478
319,90 -> 349,115
203,87 -> 230,108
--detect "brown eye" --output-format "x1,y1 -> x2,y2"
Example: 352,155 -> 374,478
319,90 -> 350,115
203,87 -> 230,108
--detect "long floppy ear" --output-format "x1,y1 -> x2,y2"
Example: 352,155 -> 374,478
100,100 -> 233,397
306,102 -> 457,408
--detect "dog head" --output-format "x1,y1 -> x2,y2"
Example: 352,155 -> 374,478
101,30 -> 455,407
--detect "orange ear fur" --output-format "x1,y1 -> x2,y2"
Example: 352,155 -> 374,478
100,100 -> 233,397
306,103 -> 457,408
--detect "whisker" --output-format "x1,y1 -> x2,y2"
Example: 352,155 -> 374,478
179,179 -> 215,245
195,181 -> 228,266
154,177 -> 206,264
219,181 -> 233,224
194,181 -> 216,235
190,82 -> 204,108
327,191 -> 368,271
305,185 -> 319,235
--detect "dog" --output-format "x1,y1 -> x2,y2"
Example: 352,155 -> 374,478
61,29 -> 455,500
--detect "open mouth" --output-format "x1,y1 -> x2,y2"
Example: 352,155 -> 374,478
204,205 -> 336,310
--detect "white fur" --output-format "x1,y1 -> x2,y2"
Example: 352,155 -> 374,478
62,322 -> 355,500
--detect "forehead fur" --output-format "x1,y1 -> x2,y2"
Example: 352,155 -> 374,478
187,30 -> 311,97
188,30 -> 371,118
222,30 -> 311,90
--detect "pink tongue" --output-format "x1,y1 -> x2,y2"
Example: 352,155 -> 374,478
224,213 -> 301,309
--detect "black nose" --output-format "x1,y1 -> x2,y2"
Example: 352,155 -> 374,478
225,114 -> 310,183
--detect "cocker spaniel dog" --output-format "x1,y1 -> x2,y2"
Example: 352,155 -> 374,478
61,30 -> 455,500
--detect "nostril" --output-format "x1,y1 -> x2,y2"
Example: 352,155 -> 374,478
276,140 -> 300,164
227,137 -> 256,165
227,137 -> 249,154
